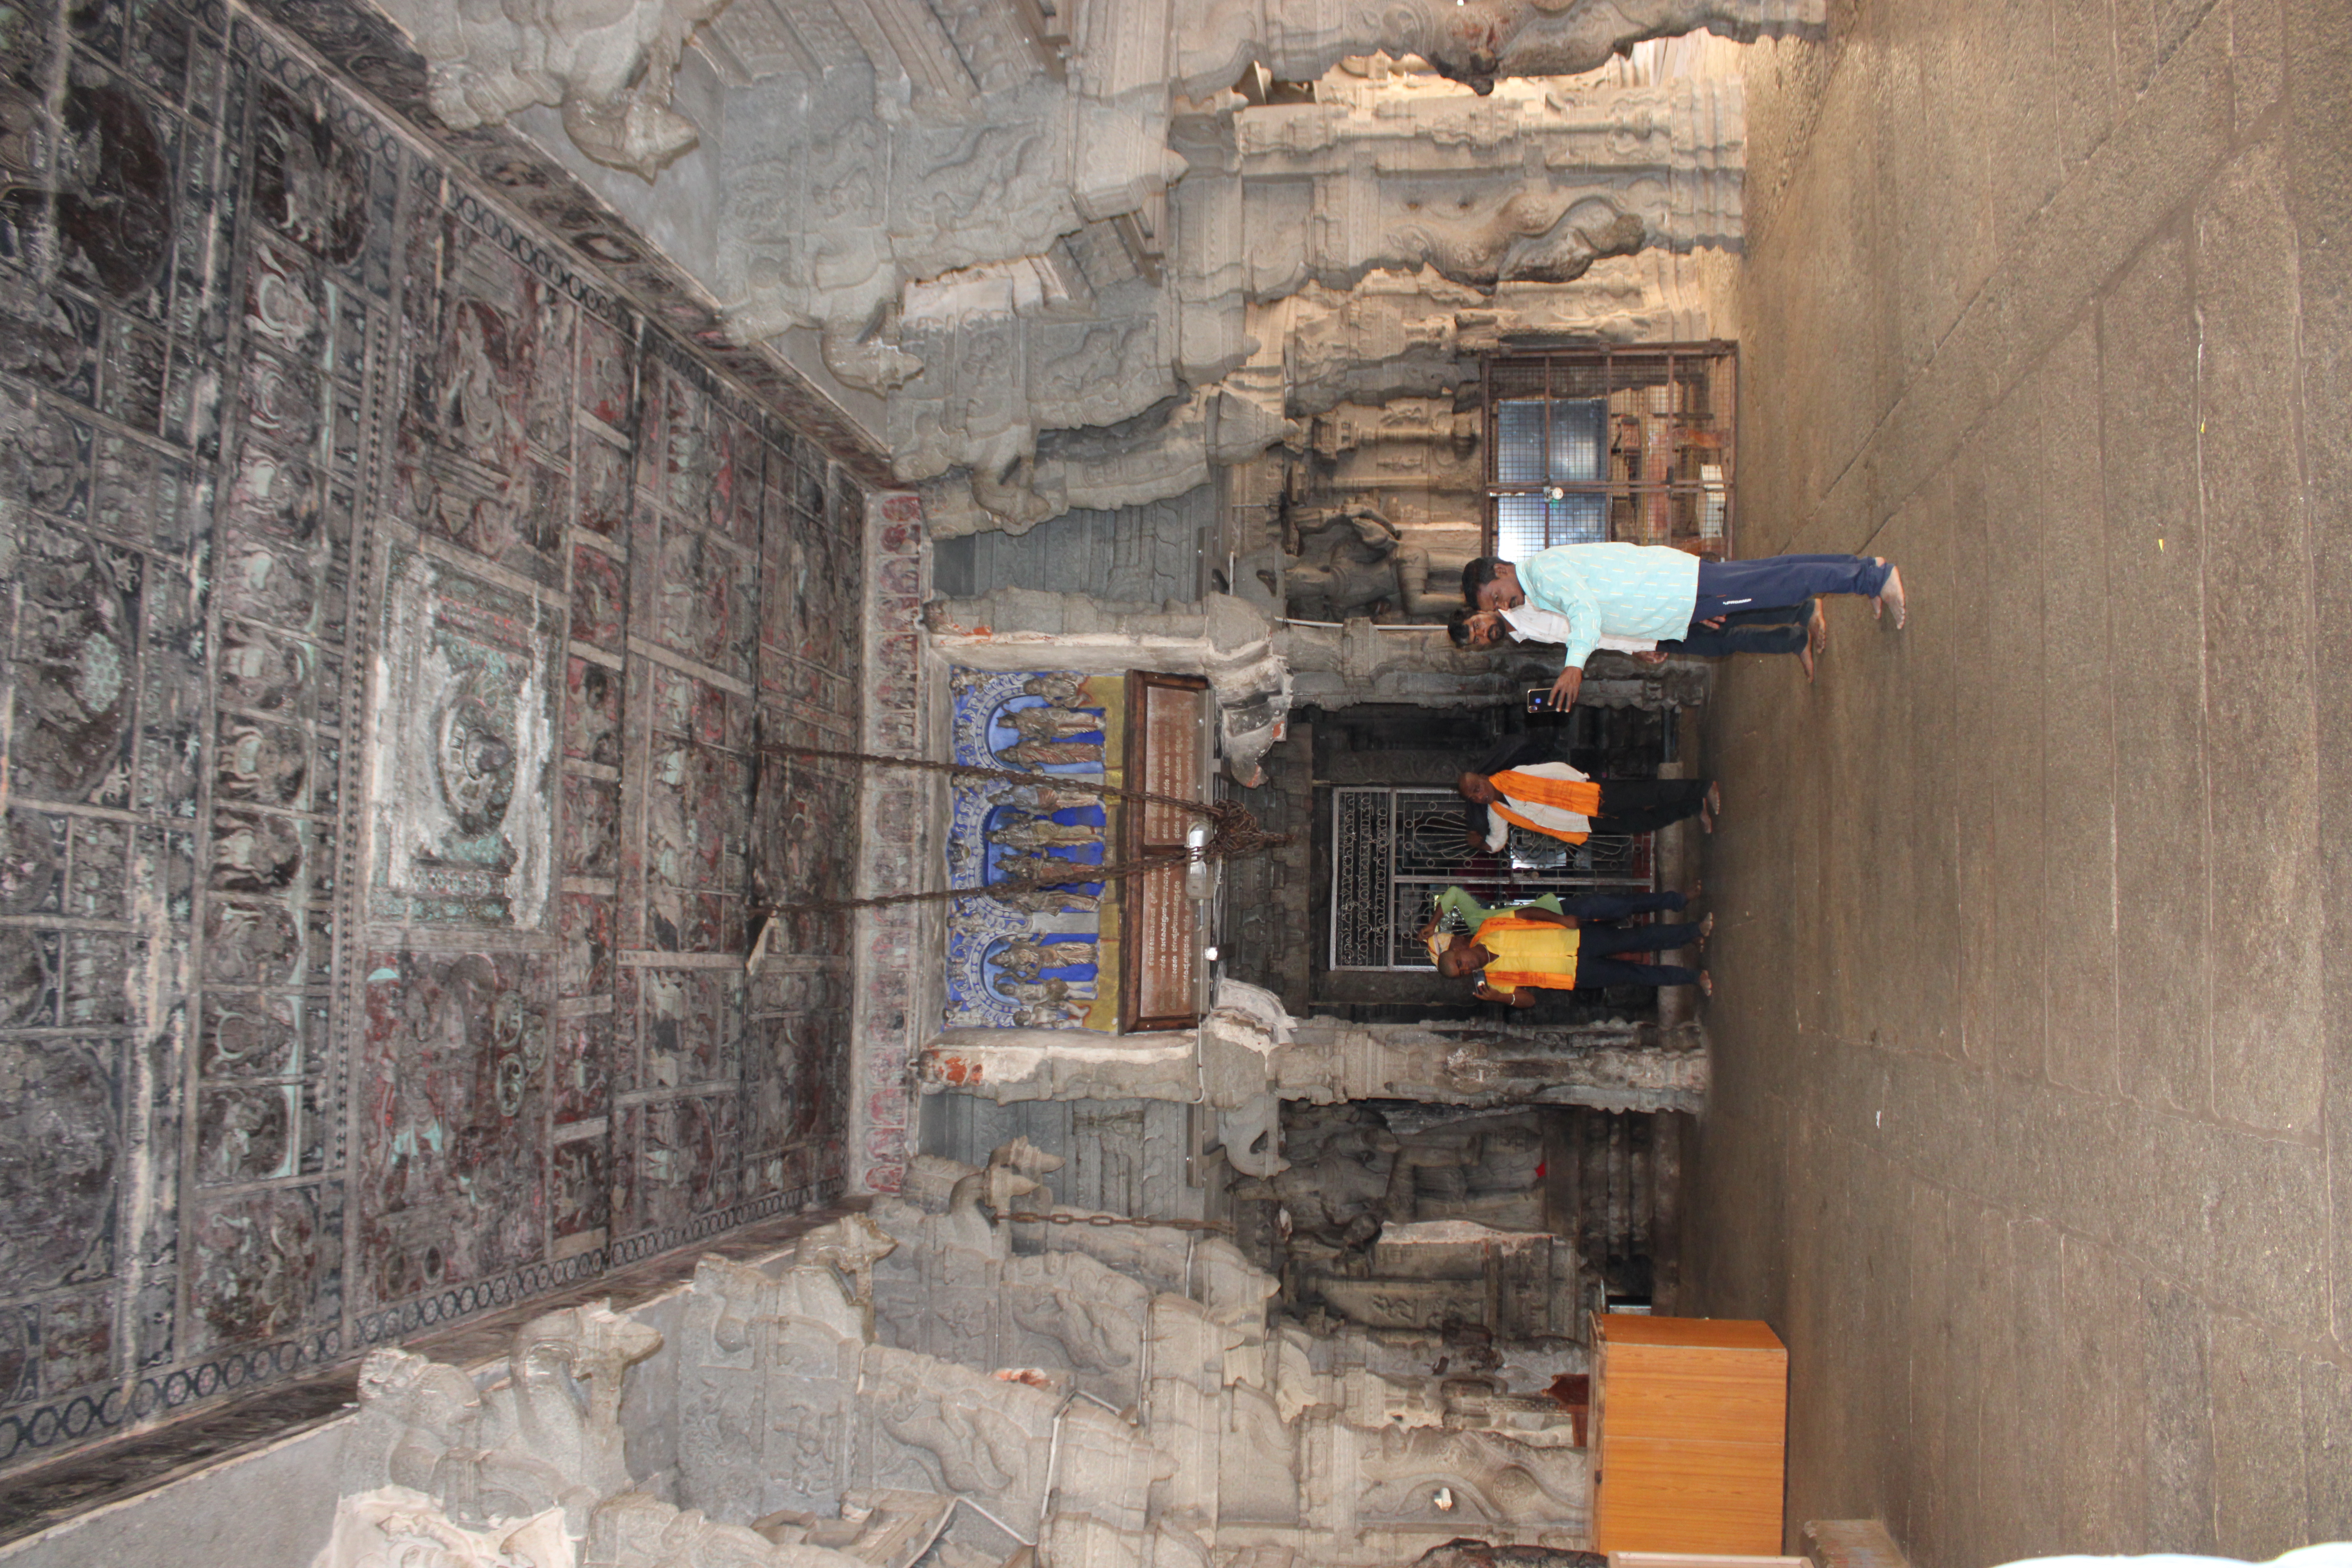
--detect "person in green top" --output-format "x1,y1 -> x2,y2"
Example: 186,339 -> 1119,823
1417,882 -> 1704,962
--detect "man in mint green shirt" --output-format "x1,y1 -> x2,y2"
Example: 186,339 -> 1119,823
1456,546 -> 1905,708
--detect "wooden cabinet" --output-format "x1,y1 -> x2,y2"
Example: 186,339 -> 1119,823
1590,1314 -> 1788,1554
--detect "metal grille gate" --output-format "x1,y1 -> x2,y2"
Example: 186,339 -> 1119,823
1329,787 -> 1655,970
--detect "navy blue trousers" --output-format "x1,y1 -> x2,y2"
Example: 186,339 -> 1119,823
1692,555 -> 1889,620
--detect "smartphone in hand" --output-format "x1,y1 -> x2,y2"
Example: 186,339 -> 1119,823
1526,686 -> 1552,713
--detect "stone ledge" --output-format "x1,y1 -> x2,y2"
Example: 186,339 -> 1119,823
1802,1519 -> 1912,1568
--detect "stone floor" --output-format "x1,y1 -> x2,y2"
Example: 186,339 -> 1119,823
1685,0 -> 2352,1561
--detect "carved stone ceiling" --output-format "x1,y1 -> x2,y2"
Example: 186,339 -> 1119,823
368,0 -> 1822,534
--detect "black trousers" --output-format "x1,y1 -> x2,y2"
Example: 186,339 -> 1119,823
1661,600 -> 1813,657
1557,889 -> 1686,921
1573,920 -> 1704,989
1590,778 -> 1710,837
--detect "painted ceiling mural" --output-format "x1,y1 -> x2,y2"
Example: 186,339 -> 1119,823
0,0 -> 862,1474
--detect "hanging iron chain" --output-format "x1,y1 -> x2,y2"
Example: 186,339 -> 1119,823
758,742 -> 1288,915
762,742 -> 1227,819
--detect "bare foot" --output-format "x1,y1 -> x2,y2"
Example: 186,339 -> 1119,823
1697,912 -> 1716,950
1699,806 -> 1714,835
1873,560 -> 1906,629
1705,780 -> 1722,818
1809,599 -> 1829,654
1798,641 -> 1816,682
1688,877 -> 1704,902
1697,970 -> 1714,998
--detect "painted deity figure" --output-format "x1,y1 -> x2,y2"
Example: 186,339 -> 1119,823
1020,673 -> 1089,709
987,817 -> 1100,850
1005,705 -> 1102,743
993,937 -> 1098,979
1002,738 -> 1105,769
988,885 -> 1100,915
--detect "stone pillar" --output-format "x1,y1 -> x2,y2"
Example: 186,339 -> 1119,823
1274,1016 -> 1709,1113
1231,75 -> 1746,297
1279,617 -> 1710,712
912,1013 -> 1709,1116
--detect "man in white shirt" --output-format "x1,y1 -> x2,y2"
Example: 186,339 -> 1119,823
1459,736 -> 1720,851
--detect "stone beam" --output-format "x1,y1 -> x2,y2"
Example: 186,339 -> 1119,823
1172,0 -> 1823,99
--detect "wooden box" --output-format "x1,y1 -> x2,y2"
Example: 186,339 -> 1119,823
1590,1314 -> 1788,1554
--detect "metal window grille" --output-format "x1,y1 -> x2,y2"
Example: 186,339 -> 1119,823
1328,787 -> 1656,971
1483,344 -> 1738,563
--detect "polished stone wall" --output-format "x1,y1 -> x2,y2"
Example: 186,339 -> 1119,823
0,0 -> 861,1475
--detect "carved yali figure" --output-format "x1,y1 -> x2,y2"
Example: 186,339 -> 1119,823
1002,1251 -> 1144,1381
864,1345 -> 1050,1502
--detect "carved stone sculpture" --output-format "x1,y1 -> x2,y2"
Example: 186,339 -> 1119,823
704,44 -> 1742,535
1267,258 -> 1711,418
339,1302 -> 660,1536
324,1301 -> 680,1568
311,1485 -> 571,1568
1281,505 -> 1467,623
375,0 -> 723,178
318,1158 -> 1604,1568
1353,1426 -> 1588,1530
